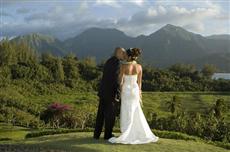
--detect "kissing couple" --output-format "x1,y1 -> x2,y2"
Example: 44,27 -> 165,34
93,47 -> 159,144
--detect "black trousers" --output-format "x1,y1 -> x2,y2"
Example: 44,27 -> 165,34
93,98 -> 117,139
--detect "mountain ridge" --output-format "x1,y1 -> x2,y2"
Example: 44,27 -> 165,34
8,24 -> 230,72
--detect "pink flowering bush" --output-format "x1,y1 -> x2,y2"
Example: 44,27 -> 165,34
48,102 -> 71,111
40,102 -> 72,128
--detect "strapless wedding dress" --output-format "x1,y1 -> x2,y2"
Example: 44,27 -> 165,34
108,74 -> 159,144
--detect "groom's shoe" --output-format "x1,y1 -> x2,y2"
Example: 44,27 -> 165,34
93,136 -> 99,140
93,135 -> 100,140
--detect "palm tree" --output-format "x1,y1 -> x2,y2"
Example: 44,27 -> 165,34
212,98 -> 225,119
166,95 -> 181,114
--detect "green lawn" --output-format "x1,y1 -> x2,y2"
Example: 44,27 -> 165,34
0,132 -> 228,152
0,123 -> 32,140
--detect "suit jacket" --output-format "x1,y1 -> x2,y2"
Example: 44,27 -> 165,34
98,56 -> 121,103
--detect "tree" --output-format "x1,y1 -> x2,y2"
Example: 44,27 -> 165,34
166,95 -> 181,114
62,53 -> 79,80
201,64 -> 217,78
0,39 -> 17,66
41,53 -> 64,81
78,57 -> 100,81
55,58 -> 65,81
15,41 -> 38,65
212,98 -> 225,119
169,63 -> 197,78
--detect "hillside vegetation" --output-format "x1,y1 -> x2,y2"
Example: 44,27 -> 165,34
0,40 -> 230,147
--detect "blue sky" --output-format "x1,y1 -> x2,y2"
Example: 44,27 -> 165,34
1,0 -> 230,40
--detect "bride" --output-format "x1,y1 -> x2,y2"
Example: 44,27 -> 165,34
108,48 -> 159,144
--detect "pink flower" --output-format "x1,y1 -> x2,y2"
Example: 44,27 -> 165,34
48,102 -> 71,111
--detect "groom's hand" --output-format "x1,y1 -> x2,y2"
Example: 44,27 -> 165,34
115,93 -> 120,102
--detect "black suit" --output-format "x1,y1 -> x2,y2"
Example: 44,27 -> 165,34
94,56 -> 121,139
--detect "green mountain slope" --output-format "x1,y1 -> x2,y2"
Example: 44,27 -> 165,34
9,25 -> 230,71
11,33 -> 66,56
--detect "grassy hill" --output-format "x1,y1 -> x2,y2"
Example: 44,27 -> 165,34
15,90 -> 230,123
1,84 -> 229,124
0,132 -> 228,152
0,90 -> 230,152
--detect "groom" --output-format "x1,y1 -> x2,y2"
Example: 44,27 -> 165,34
93,47 -> 125,140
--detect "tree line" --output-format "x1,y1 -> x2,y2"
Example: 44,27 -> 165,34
0,39 -> 230,92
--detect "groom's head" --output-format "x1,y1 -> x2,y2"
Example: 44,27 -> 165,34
114,47 -> 126,60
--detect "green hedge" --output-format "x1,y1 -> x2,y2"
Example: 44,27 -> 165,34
25,128 -> 94,138
25,128 -> 199,141
152,129 -> 199,141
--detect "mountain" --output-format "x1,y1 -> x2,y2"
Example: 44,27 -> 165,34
10,24 -> 230,72
64,28 -> 135,61
64,24 -> 230,70
206,34 -> 230,40
187,52 -> 230,71
135,24 -> 208,66
135,24 -> 230,67
11,33 -> 66,56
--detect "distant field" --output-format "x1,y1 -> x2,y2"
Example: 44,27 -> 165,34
1,86 -> 229,123
21,91 -> 230,122
142,92 -> 230,120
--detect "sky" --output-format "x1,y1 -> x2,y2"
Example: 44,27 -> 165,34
1,0 -> 230,40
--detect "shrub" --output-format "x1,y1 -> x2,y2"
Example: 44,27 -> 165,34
40,102 -> 72,128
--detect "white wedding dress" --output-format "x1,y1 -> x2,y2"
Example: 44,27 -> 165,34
108,74 -> 159,144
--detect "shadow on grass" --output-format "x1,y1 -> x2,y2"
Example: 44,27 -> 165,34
1,136 -> 115,152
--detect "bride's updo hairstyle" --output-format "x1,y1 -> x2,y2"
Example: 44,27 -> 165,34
126,48 -> 142,61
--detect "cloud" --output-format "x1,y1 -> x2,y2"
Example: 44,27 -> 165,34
95,0 -> 148,7
131,0 -> 145,6
95,0 -> 120,7
128,5 -> 220,25
114,1 -> 227,36
3,3 -> 117,39
16,8 -> 30,14
1,0 -> 229,39
183,22 -> 205,33
0,11 -> 13,17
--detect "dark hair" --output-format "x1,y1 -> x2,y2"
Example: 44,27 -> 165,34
126,48 -> 142,61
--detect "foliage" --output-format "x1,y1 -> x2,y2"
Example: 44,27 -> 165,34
40,102 -> 72,128
147,97 -> 230,143
0,40 -> 230,145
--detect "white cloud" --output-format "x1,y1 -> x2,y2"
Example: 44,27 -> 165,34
132,0 -> 145,6
2,0 -> 229,39
95,0 -> 148,7
116,2 -> 224,36
183,22 -> 205,33
95,0 -> 120,7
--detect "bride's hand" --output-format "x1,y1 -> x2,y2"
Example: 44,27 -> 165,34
139,90 -> 142,98
140,90 -> 143,107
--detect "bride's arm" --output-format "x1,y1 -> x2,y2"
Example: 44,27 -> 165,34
137,65 -> 143,106
137,65 -> 142,92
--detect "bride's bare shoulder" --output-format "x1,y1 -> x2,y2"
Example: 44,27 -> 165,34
136,63 -> 142,68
